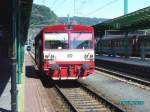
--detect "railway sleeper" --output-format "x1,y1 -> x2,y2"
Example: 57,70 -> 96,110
66,95 -> 92,99
69,99 -> 98,102
65,93 -> 89,96
71,100 -> 99,103
78,108 -> 110,112
75,104 -> 103,108
64,92 -> 87,94
61,90 -> 84,92
73,102 -> 101,105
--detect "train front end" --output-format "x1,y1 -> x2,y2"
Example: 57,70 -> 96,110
42,25 -> 95,80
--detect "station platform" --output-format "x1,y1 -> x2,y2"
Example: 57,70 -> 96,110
95,55 -> 150,67
25,52 -> 56,112
0,56 -> 11,112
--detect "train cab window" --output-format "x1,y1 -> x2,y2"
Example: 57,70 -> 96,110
44,32 -> 68,49
70,32 -> 92,49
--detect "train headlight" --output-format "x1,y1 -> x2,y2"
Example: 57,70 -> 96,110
51,64 -> 59,70
82,64 -> 90,70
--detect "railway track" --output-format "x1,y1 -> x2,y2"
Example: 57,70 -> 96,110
96,59 -> 150,81
55,81 -> 125,112
95,66 -> 150,88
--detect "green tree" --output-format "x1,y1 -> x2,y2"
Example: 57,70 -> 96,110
30,4 -> 58,26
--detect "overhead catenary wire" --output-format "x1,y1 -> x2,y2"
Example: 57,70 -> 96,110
74,0 -> 76,17
74,0 -> 87,16
51,0 -> 59,9
83,0 -> 120,17
51,0 -> 67,9
78,0 -> 87,11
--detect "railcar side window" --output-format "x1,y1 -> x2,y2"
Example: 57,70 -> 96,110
44,33 -> 68,49
70,32 -> 92,49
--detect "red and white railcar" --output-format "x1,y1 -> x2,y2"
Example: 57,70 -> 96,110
35,24 -> 94,80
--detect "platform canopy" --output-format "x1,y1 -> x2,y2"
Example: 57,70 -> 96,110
0,0 -> 33,43
20,0 -> 33,42
93,6 -> 150,34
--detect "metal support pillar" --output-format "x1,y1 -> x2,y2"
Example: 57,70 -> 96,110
17,0 -> 22,84
16,0 -> 23,112
11,58 -> 17,112
17,37 -> 22,84
11,0 -> 18,111
124,32 -> 129,58
21,43 -> 24,72
141,43 -> 145,60
112,48 -> 116,57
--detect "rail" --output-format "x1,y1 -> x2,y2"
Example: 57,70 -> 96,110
95,66 -> 150,87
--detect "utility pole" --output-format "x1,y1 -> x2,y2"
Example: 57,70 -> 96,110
73,0 -> 77,24
67,14 -> 70,24
124,0 -> 128,15
74,0 -> 75,17
124,0 -> 128,58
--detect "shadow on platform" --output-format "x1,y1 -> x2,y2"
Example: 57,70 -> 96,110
0,57 -> 11,96
39,73 -> 55,88
25,63 -> 54,88
26,65 -> 39,79
0,108 -> 11,112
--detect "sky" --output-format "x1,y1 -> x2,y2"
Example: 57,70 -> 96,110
33,0 -> 150,19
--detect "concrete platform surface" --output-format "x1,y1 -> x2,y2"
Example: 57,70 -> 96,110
25,52 -> 55,112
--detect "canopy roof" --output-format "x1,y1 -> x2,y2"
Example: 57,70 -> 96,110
93,6 -> 150,33
0,0 -> 33,43
20,0 -> 33,42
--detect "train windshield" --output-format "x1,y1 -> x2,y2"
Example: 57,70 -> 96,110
70,32 -> 92,49
44,32 -> 68,49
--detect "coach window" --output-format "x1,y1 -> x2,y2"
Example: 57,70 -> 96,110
44,32 -> 68,49
70,32 -> 92,49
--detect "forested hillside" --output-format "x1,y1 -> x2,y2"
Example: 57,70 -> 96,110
59,17 -> 107,25
28,4 -> 107,41
30,4 -> 58,26
30,4 -> 107,26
